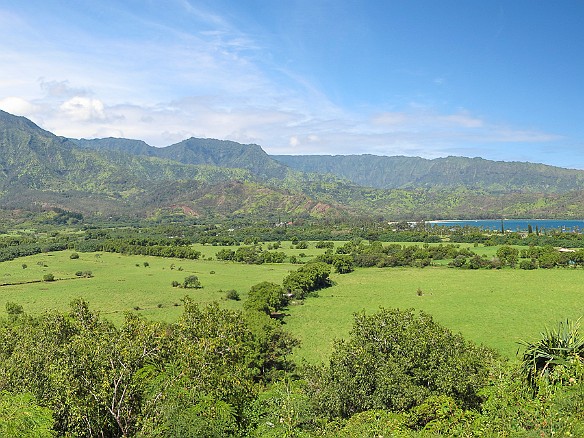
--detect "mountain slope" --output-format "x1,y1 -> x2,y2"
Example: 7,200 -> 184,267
272,154 -> 584,193
2,109 -> 584,220
74,136 -> 292,181
0,110 -> 343,218
74,137 -> 158,157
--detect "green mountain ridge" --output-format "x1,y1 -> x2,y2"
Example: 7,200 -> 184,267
2,109 -> 584,220
272,154 -> 584,193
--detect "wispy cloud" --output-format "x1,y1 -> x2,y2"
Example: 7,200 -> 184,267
0,1 -> 568,167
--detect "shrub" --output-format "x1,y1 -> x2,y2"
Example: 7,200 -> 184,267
283,262 -> 332,299
143,262 -> 149,267
519,259 -> 538,270
448,255 -> 467,268
519,318 -> 584,387
21,264 -> 27,269
42,273 -> 55,282
5,302 -> 23,316
226,290 -> 240,301
69,252 -> 79,259
316,241 -> 335,249
183,275 -> 202,289
83,271 -> 93,278
75,271 -> 83,277
171,280 -> 180,287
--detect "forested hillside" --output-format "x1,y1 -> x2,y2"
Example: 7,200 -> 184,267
273,154 -> 584,192
2,109 -> 584,220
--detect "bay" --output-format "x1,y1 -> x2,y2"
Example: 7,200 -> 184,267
427,219 -> 584,232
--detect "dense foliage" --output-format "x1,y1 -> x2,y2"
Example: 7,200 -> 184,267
0,298 -> 583,436
1,216 -> 584,434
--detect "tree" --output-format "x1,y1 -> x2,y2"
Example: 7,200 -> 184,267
283,262 -> 332,298
183,275 -> 202,289
305,308 -> 496,418
244,282 -> 287,315
332,254 -> 354,274
496,246 -> 519,268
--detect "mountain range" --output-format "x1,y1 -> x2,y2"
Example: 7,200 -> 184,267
1,109 -> 583,221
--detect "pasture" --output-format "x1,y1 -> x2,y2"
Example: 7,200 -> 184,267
0,242 -> 582,363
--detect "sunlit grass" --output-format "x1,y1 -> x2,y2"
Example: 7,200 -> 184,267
1,242 -> 582,365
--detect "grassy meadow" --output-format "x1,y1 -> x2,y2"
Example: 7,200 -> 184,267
1,241 -> 583,364
286,267 -> 584,362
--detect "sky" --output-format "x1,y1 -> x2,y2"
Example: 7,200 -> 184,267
1,0 -> 584,168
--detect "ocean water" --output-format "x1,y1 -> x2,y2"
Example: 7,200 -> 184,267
427,219 -> 584,232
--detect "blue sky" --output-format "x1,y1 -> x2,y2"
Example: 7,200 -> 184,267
1,1 -> 583,168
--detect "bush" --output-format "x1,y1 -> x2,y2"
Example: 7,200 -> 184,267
21,264 -> 27,269
183,275 -> 202,289
5,302 -> 23,316
316,241 -> 335,249
519,319 -> 584,387
448,255 -> 467,268
519,259 -> 538,270
171,280 -> 180,287
75,271 -> 83,277
42,273 -> 55,282
143,262 -> 149,267
225,290 -> 240,301
283,262 -> 332,298
69,252 -> 79,259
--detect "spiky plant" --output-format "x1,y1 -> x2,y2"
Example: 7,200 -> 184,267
519,318 -> 584,386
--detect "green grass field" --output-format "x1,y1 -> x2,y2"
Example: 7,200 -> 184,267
286,267 -> 584,362
1,242 -> 582,364
0,250 -> 293,323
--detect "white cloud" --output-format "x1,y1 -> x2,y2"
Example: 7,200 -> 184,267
60,97 -> 107,122
0,97 -> 39,116
439,113 -> 484,128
